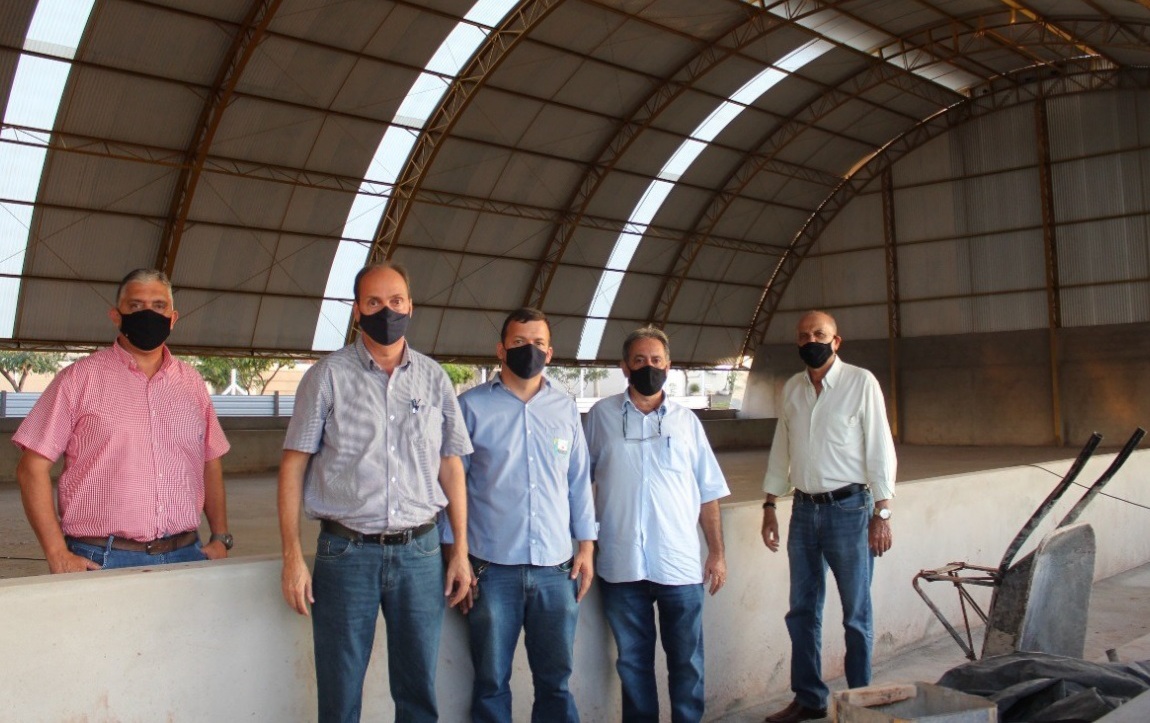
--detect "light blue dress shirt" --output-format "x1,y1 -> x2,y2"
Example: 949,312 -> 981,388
586,391 -> 730,586
454,374 -> 597,566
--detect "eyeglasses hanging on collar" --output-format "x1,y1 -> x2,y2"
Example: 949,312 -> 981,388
623,404 -> 664,442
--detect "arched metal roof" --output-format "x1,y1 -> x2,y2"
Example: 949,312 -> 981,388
2,0 -> 1149,364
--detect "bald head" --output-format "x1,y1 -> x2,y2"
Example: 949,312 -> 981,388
796,310 -> 837,340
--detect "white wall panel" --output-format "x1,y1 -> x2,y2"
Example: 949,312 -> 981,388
818,192 -> 882,252
1062,284 -> 1150,327
1058,217 -> 1150,285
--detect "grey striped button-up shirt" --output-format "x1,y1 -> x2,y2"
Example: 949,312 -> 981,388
284,338 -> 472,533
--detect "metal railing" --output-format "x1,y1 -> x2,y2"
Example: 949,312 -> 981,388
0,391 -> 296,418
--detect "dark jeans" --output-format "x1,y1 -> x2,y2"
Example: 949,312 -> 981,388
786,487 -> 874,709
467,558 -> 580,722
600,579 -> 705,723
310,526 -> 445,723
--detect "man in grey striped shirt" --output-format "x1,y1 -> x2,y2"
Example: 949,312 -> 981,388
278,262 -> 473,722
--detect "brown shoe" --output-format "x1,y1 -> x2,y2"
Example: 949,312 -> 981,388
763,699 -> 827,723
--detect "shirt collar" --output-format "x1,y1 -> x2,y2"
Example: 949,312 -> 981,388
621,390 -> 667,415
111,337 -> 173,375
354,336 -> 410,372
817,355 -> 843,389
491,371 -> 554,395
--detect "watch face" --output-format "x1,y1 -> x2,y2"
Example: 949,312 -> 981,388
876,509 -> 891,520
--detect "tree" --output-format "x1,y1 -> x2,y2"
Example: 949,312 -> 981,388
547,366 -> 610,396
440,363 -> 476,388
0,351 -> 67,391
185,356 -> 293,394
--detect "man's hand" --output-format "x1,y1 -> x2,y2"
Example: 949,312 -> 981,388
703,551 -> 727,595
571,543 -> 594,602
281,554 -> 314,616
201,540 -> 229,560
444,548 -> 474,608
868,517 -> 893,556
761,509 -> 780,552
46,549 -> 101,574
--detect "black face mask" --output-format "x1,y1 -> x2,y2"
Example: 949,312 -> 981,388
359,307 -> 409,346
504,343 -> 547,380
628,365 -> 667,397
798,341 -> 834,369
119,309 -> 172,351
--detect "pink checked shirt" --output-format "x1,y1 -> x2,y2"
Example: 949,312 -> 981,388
12,341 -> 230,541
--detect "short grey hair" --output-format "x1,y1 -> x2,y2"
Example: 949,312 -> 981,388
622,326 -> 670,360
117,269 -> 172,305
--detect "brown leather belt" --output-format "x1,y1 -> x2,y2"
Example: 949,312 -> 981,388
321,519 -> 436,545
793,483 -> 868,504
69,530 -> 200,555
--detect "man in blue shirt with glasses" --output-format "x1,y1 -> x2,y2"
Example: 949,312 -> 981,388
453,307 -> 597,722
585,326 -> 729,723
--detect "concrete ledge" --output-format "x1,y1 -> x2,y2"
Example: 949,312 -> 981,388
0,416 -> 777,481
2,449 -> 1146,720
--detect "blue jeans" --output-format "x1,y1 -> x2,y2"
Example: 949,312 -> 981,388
66,536 -> 207,568
467,558 -> 580,723
310,526 -> 445,723
785,488 -> 874,710
600,579 -> 705,723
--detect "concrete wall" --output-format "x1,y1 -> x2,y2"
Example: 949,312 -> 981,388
3,449 -> 1147,722
743,322 -> 1150,447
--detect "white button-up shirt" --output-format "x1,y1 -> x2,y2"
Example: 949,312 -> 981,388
762,356 -> 896,501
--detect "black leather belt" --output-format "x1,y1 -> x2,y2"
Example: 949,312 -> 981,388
793,483 -> 868,504
69,530 -> 199,555
321,519 -> 436,545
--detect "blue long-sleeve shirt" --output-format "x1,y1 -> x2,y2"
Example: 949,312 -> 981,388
453,374 -> 597,566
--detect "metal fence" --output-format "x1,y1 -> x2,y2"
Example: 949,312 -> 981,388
2,391 -> 710,418
0,391 -> 296,418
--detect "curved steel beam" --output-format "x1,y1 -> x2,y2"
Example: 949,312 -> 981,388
370,0 -> 563,266
521,7 -> 785,309
648,59 -> 960,329
154,0 -> 282,277
737,62 -> 1149,362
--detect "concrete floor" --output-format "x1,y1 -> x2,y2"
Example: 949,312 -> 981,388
2,443 -> 1146,722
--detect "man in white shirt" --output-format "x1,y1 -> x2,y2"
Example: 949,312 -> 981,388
760,310 -> 897,723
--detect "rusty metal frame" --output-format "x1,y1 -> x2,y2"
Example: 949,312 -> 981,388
881,167 -> 901,443
737,62 -> 1146,362
1034,96 -> 1064,446
154,0 -> 283,277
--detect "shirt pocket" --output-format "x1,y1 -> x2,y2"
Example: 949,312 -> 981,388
658,434 -> 690,474
825,411 -> 864,447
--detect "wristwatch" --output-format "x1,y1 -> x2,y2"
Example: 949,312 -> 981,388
873,508 -> 892,521
210,532 -> 235,550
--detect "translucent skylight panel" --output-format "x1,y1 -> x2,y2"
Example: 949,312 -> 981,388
24,0 -> 94,58
0,0 -> 97,337
575,41 -> 833,360
312,0 -> 519,350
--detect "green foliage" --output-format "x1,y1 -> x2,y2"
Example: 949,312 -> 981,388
440,363 -> 476,387
185,356 -> 293,394
0,351 -> 67,391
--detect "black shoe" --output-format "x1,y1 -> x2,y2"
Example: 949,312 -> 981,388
763,699 -> 827,723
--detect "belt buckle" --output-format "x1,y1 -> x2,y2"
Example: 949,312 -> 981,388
145,539 -> 159,555
813,491 -> 832,504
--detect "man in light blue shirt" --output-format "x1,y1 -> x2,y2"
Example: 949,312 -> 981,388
454,307 -> 597,722
585,326 -> 729,723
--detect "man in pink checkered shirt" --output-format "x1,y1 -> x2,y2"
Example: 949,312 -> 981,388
13,269 -> 232,573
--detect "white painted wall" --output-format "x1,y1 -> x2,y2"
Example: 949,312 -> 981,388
2,450 -> 1147,721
